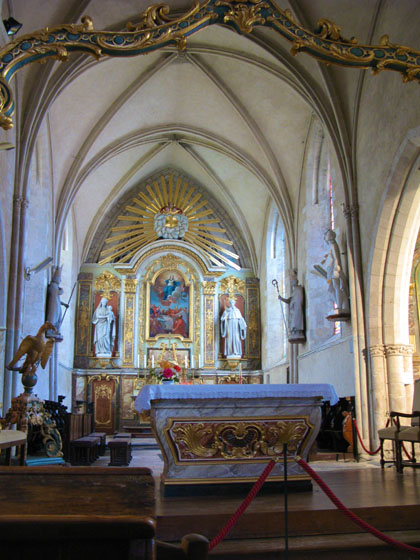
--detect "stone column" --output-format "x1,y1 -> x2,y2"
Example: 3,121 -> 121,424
367,345 -> 387,440
384,344 -> 412,418
4,196 -> 28,408
402,344 -> 414,412
343,203 -> 370,440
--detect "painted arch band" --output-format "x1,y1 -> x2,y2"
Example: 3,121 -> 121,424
1,0 -> 420,129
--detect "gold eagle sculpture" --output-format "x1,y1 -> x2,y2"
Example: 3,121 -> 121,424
7,322 -> 56,375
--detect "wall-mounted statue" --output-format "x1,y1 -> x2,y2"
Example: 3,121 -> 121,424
45,265 -> 67,341
314,229 -> 350,320
273,270 -> 306,343
92,297 -> 116,357
220,298 -> 247,358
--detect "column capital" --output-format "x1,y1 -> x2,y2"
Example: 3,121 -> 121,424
384,343 -> 413,357
368,344 -> 385,358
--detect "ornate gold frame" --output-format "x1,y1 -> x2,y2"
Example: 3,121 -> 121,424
0,1 -> 419,130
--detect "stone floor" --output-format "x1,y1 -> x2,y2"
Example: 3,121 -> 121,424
93,437 -> 386,480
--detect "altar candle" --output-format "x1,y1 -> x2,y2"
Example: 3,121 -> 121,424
144,355 -> 146,369
239,363 -> 242,384
151,355 -> 154,368
184,356 -> 188,368
191,356 -> 194,369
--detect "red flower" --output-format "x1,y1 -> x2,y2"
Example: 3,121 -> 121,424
174,365 -> 181,372
163,368 -> 174,378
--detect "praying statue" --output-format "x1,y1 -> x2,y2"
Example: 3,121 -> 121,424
273,270 -> 306,343
92,297 -> 116,356
220,298 -> 247,358
313,229 -> 350,319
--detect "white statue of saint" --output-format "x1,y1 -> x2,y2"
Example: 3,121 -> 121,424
220,298 -> 247,358
313,229 -> 350,319
274,270 -> 306,343
92,297 -> 116,356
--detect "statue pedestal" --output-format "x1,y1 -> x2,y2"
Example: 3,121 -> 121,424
2,389 -> 63,462
326,311 -> 350,322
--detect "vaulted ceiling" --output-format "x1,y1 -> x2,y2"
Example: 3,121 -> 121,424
7,0 -> 407,276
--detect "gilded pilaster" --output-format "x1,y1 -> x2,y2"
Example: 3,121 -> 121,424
74,272 -> 93,369
203,281 -> 216,368
246,279 -> 260,364
122,278 -> 138,367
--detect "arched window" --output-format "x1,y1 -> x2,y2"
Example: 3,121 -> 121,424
264,206 -> 287,372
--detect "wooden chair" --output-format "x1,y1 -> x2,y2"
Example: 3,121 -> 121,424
378,379 -> 420,472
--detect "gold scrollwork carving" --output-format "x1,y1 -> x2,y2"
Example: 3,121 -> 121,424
172,423 -> 218,458
314,18 -> 357,44
215,0 -> 268,34
1,1 -> 420,130
220,275 -> 245,298
160,254 -> 181,270
203,281 -> 216,295
94,384 -> 113,399
88,373 -> 120,385
94,271 -> 121,298
123,278 -> 138,293
168,417 -> 310,462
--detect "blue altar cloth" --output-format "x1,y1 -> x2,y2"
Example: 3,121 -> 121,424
134,383 -> 339,412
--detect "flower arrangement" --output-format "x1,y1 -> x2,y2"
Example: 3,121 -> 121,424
150,361 -> 181,383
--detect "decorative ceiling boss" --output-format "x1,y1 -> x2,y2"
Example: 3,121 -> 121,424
99,173 -> 240,270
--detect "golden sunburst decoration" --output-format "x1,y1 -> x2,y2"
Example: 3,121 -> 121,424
99,173 -> 240,270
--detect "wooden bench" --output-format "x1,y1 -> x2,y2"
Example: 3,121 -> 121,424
0,466 -> 155,559
0,466 -> 209,559
108,436 -> 132,466
70,435 -> 100,465
90,431 -> 107,455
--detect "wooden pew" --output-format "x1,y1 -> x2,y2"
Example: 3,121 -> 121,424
0,466 -> 155,560
0,466 -> 209,559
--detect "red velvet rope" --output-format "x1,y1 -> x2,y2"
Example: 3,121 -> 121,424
208,459 -> 276,551
401,441 -> 413,461
353,418 -> 386,455
353,418 -> 413,460
297,456 -> 420,555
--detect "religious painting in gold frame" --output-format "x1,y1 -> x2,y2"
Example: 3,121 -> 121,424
146,269 -> 193,342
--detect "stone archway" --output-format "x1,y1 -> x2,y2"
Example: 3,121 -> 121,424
367,126 -> 420,438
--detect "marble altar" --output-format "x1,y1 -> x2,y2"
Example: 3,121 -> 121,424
134,384 -> 338,492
